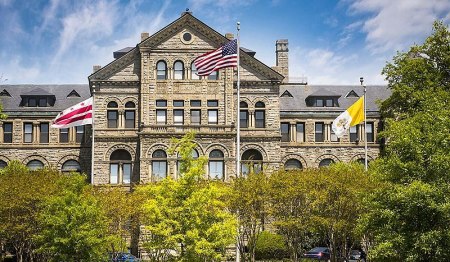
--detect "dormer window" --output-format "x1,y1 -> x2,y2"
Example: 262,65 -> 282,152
0,89 -> 11,97
21,96 -> 55,107
308,97 -> 338,107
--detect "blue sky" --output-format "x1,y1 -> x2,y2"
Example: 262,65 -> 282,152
1,0 -> 449,85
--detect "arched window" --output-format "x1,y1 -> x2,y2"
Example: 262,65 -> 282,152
107,101 -> 119,128
27,160 -> 44,170
319,158 -> 334,167
152,150 -> 167,181
156,61 -> 167,80
110,149 -> 132,184
240,101 -> 249,128
177,149 -> 199,175
0,160 -> 7,169
208,70 -> 218,80
255,101 -> 265,128
173,61 -> 184,80
125,101 -> 136,128
191,62 -> 200,80
356,158 -> 370,166
241,149 -> 263,175
284,159 -> 302,170
62,160 -> 81,172
209,150 -> 224,180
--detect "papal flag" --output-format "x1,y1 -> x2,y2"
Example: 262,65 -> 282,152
51,97 -> 93,128
332,96 -> 364,138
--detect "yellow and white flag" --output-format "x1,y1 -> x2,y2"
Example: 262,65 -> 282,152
332,96 -> 364,138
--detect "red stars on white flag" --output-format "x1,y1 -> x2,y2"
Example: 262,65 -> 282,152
51,97 -> 93,129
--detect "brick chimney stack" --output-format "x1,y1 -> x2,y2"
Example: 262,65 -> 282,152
225,33 -> 234,40
141,32 -> 149,42
275,39 -> 289,82
93,65 -> 102,73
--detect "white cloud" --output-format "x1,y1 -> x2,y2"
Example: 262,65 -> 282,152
349,0 -> 450,54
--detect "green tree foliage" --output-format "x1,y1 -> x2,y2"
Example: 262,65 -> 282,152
229,170 -> 269,262
35,173 -> 119,262
255,231 -> 288,260
0,161 -> 61,262
138,132 -> 237,262
360,21 -> 450,261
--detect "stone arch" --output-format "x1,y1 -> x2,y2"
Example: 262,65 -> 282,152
0,155 -> 10,168
22,155 -> 50,168
57,154 -> 81,170
250,97 -> 269,109
282,154 -> 308,169
315,154 -> 340,167
171,140 -> 205,157
121,97 -> 138,108
351,154 -> 374,162
104,96 -> 122,108
104,144 -> 136,162
205,143 -> 231,159
146,143 -> 170,159
240,143 -> 268,160
239,97 -> 252,107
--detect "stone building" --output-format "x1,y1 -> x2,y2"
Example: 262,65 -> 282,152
0,12 -> 390,184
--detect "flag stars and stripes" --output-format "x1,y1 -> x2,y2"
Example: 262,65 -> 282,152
194,39 -> 238,76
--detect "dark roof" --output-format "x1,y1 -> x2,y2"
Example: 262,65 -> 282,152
0,85 -> 90,116
280,84 -> 391,115
241,47 -> 256,57
113,47 -> 134,59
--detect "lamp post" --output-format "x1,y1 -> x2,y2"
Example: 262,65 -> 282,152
360,77 -> 368,171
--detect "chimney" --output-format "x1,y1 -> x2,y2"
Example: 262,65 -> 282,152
141,32 -> 149,42
225,33 -> 234,40
275,39 -> 289,82
93,65 -> 102,73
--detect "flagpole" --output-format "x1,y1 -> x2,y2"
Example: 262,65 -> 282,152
235,21 -> 241,262
360,77 -> 368,171
91,87 -> 96,184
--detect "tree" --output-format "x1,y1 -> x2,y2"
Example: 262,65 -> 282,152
138,132 -> 237,261
35,173 -> 118,262
360,21 -> 450,261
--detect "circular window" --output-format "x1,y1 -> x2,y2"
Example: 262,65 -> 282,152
180,31 -> 194,44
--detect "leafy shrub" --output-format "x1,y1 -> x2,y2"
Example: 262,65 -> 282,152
255,231 -> 288,260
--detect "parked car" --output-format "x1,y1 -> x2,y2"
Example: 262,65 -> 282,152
348,249 -> 366,262
110,252 -> 141,262
303,247 -> 331,260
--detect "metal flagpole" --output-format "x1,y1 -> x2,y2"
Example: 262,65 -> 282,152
91,87 -> 96,184
360,77 -> 368,171
235,21 -> 241,262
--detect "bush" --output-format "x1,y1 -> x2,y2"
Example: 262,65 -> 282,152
255,231 -> 288,260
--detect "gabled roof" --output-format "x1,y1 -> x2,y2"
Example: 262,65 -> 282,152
67,89 -> 81,97
21,87 -> 54,96
345,90 -> 359,98
307,89 -> 341,97
89,12 -> 283,83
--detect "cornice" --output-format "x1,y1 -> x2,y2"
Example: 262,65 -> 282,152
88,48 -> 139,81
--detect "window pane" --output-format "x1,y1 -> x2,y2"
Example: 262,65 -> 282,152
174,110 -> 184,125
190,100 -> 201,107
3,123 -> 12,143
319,159 -> 334,167
326,99 -> 333,107
315,123 -> 324,142
316,99 -> 323,107
0,160 -> 7,169
208,71 -> 218,80
281,123 -> 290,142
76,126 -> 84,143
153,161 -> 167,180
39,98 -> 47,107
208,110 -> 218,124
296,123 -> 304,142
191,110 -> 201,125
27,160 -> 44,170
173,100 -> 184,107
62,160 -> 81,172
366,123 -> 374,142
24,123 -> 32,143
28,98 -> 36,107
125,111 -> 135,128
240,111 -> 248,128
191,63 -> 200,80
174,61 -> 184,80
156,110 -> 167,124
255,111 -> 265,128
123,163 -> 131,184
350,126 -> 358,142
157,61 -> 167,80
207,100 -> 218,107
110,164 -> 119,184
40,123 -> 49,143
285,159 -> 302,170
209,161 -> 224,179
156,100 -> 167,107
60,128 -> 69,143
108,111 -> 118,128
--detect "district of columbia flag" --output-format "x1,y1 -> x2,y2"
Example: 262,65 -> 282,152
51,97 -> 93,129
332,96 -> 364,138
194,39 -> 238,76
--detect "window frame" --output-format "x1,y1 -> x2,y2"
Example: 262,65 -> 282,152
39,123 -> 49,144
156,60 -> 167,80
315,122 -> 324,142
23,123 -> 33,143
3,122 -> 12,143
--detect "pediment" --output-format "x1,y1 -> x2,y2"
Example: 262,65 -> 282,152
89,48 -> 140,81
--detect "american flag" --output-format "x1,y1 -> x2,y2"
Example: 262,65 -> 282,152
194,39 -> 238,76
51,97 -> 93,128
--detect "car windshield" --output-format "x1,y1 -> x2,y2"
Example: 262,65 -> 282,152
309,247 -> 328,253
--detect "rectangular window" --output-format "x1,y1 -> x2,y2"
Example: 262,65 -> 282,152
208,110 -> 218,124
28,98 -> 37,107
190,110 -> 201,125
24,123 -> 33,143
315,122 -> 324,142
123,163 -> 131,184
152,161 -> 167,180
190,100 -> 201,107
174,110 -> 184,125
107,111 -> 118,128
240,110 -> 248,128
350,125 -> 359,142
330,128 -> 339,142
255,110 -> 265,128
3,123 -> 12,143
366,122 -> 374,142
110,164 -> 119,184
296,123 -> 305,142
39,98 -> 47,107
326,99 -> 333,107
76,126 -> 84,143
207,100 -> 218,107
39,123 -> 49,143
209,161 -> 224,180
156,100 -> 167,107
173,100 -> 184,107
156,110 -> 167,124
281,123 -> 290,142
60,128 -> 69,143
125,110 -> 135,128
315,99 -> 323,107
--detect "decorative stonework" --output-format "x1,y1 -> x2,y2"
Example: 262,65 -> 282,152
281,154 -> 308,169
104,144 -> 136,161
